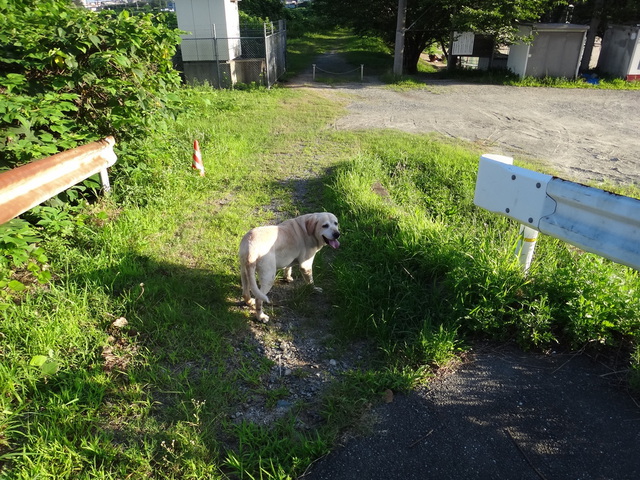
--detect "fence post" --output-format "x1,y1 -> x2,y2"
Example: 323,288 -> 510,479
312,64 -> 316,81
516,225 -> 539,273
99,168 -> 111,194
360,64 -> 364,82
212,24 -> 222,89
263,22 -> 271,88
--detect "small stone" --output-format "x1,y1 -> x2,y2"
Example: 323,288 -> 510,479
112,317 -> 128,328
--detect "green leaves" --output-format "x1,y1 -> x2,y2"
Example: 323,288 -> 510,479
29,354 -> 59,376
0,0 -> 182,169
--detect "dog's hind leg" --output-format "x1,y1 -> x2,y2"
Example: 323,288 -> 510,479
254,263 -> 275,323
240,265 -> 255,307
254,273 -> 273,321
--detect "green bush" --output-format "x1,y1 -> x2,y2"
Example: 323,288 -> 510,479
0,0 -> 183,301
0,0 -> 183,170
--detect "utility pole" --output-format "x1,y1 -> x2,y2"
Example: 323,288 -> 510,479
580,0 -> 604,72
393,0 -> 407,76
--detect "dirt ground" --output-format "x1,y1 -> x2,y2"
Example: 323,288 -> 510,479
279,55 -> 640,480
287,52 -> 640,187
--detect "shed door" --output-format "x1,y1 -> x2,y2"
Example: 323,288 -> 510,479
526,31 -> 584,78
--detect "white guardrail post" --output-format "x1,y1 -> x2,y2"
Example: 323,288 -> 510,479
0,136 -> 117,225
473,154 -> 640,272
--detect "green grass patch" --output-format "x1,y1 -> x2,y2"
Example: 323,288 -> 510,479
286,30 -> 392,80
321,130 -> 640,368
0,86 -> 346,479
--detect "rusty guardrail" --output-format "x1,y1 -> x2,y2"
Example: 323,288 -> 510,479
0,136 -> 117,225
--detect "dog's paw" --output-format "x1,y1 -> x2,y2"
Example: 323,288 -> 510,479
256,312 -> 270,323
245,298 -> 256,308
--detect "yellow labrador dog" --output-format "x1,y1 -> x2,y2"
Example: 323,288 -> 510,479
239,212 -> 340,322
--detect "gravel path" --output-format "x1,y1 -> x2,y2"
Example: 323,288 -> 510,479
287,60 -> 640,187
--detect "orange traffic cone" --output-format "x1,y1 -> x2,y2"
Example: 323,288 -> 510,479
192,140 -> 205,176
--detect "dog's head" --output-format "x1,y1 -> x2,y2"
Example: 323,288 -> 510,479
305,212 -> 340,249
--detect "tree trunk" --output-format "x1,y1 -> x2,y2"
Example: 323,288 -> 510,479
403,33 -> 429,74
403,46 -> 422,74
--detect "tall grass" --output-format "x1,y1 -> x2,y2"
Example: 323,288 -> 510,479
322,131 -> 640,368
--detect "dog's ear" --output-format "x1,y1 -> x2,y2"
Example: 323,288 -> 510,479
305,215 -> 318,236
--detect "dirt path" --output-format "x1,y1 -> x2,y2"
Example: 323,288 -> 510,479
283,57 -> 640,480
287,64 -> 640,187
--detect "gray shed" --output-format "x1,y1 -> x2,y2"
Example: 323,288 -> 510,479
598,25 -> 640,81
507,23 -> 589,79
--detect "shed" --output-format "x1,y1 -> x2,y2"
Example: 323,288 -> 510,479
507,23 -> 589,79
597,25 -> 640,81
451,32 -> 503,70
175,0 -> 244,86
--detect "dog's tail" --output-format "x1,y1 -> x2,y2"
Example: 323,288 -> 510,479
242,261 -> 270,303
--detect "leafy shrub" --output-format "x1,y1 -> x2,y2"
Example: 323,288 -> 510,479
0,0 -> 183,170
0,0 -> 184,298
0,220 -> 50,306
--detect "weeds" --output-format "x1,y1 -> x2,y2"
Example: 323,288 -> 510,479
322,130 -> 640,368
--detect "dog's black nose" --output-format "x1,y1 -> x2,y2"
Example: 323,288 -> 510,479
334,232 -> 340,239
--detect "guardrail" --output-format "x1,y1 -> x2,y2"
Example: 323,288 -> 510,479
474,154 -> 640,272
0,136 -> 117,225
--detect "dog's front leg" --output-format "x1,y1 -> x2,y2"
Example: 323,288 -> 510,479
283,266 -> 294,283
300,257 -> 322,293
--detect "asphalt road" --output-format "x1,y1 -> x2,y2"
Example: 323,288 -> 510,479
302,345 -> 640,480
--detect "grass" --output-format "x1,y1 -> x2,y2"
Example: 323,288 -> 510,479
1,86 -> 347,479
438,68 -> 640,90
286,30 -> 393,83
2,33 -> 640,479
320,132 -> 640,363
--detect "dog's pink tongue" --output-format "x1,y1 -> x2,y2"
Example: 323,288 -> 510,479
328,239 -> 340,249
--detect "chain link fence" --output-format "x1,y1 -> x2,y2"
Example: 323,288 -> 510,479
178,20 -> 286,88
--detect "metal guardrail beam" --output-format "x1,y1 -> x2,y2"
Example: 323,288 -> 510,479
474,154 -> 640,271
0,136 -> 117,225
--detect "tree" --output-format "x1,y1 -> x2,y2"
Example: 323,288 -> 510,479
239,0 -> 285,22
313,0 -> 568,74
